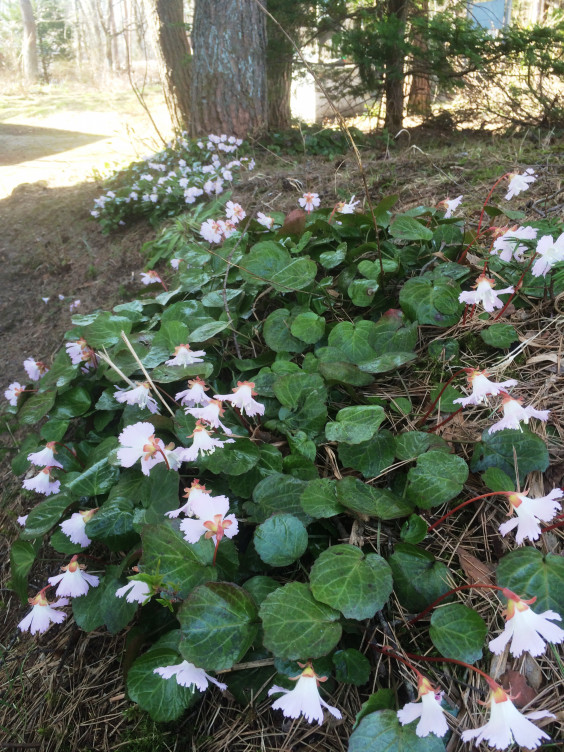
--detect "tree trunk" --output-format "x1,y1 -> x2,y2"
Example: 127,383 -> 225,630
384,0 -> 408,133
190,0 -> 268,138
407,0 -> 431,117
108,0 -> 120,71
267,54 -> 292,131
145,0 -> 192,132
19,0 -> 39,83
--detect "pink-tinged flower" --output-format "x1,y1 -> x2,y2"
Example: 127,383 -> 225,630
461,685 -> 554,750
115,579 -> 152,604
114,382 -> 159,414
184,186 -> 204,204
179,421 -> 234,463
217,219 -> 237,239
117,421 -> 168,476
165,344 -> 206,367
166,479 -> 211,519
18,589 -> 68,635
505,168 -> 536,201
225,201 -> 246,223
200,218 -> 223,243
170,258 -> 181,270
22,467 -> 60,496
256,212 -> 275,229
498,488 -> 562,544
491,225 -> 537,263
27,441 -> 63,469
175,377 -> 212,408
203,178 -> 224,195
154,660 -> 227,692
397,675 -> 449,738
531,232 -> 564,278
488,394 -> 549,434
48,556 -> 100,598
336,195 -> 360,214
179,493 -> 238,545
140,271 -> 162,286
214,381 -> 264,418
5,381 -> 25,406
298,192 -> 320,213
453,370 -> 518,408
186,399 -> 232,434
17,515 -> 28,526
65,338 -> 96,370
439,195 -> 463,219
268,662 -> 342,725
23,358 -> 49,382
69,299 -> 81,312
459,274 -> 514,313
489,589 -> 564,658
60,509 -> 97,547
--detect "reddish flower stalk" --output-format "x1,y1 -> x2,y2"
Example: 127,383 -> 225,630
493,252 -> 537,321
427,491 -> 515,532
416,369 -> 467,427
426,407 -> 463,433
407,583 -> 507,625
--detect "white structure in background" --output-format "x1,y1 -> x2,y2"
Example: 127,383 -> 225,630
467,0 -> 512,30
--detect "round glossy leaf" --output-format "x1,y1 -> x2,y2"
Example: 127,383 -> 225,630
290,312 -> 325,344
470,428 -> 549,482
263,308 -> 306,353
310,544 -> 393,620
497,548 -> 564,614
254,514 -> 308,567
430,603 -> 487,664
332,649 -> 371,686
349,709 -> 446,752
300,478 -> 345,518
260,582 -> 342,659
388,543 -> 452,612
200,438 -> 260,476
338,431 -> 396,478
325,406 -> 386,445
406,451 -> 468,510
480,323 -> 518,348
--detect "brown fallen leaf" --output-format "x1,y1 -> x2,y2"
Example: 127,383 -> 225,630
278,208 -> 306,236
499,669 -> 537,707
458,547 -> 495,585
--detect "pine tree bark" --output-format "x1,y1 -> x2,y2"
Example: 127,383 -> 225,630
384,0 -> 409,133
144,0 -> 192,131
407,0 -> 431,117
190,0 -> 268,137
19,0 -> 39,83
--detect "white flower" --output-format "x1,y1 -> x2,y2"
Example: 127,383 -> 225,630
115,579 -> 152,604
505,168 -> 536,201
217,219 -> 237,239
179,421 -> 235,463
498,488 -> 562,544
298,192 -> 320,213
69,299 -> 81,312
17,515 -> 28,526
23,358 -> 48,382
491,225 -> 537,262
256,212 -> 275,229
41,297 -> 50,304
225,201 -> 246,223
459,274 -> 514,313
184,186 -> 203,204
22,467 -> 60,496
117,421 -> 168,476
488,394 -> 549,434
397,676 -> 449,738
154,660 -> 227,692
200,219 -> 223,243
5,381 -> 25,406
114,382 -> 159,414
531,232 -> 564,278
336,195 -> 360,214
489,590 -> 564,658
268,663 -> 342,725
461,686 -> 554,750
186,399 -> 232,434
440,195 -> 463,219
65,338 -> 95,370
140,271 -> 162,286
180,493 -> 238,545
48,556 -> 100,598
453,370 -> 518,407
165,344 -> 206,367
18,590 -> 68,635
213,381 -> 264,418
166,479 -> 211,519
170,258 -> 181,270
27,441 -> 63,469
175,377 -> 212,408
60,509 -> 96,547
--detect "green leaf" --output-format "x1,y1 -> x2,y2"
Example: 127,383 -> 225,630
71,565 -> 137,633
497,549 -> 564,613
65,458 -> 119,496
300,478 -> 345,518
310,544 -> 393,620
82,312 -> 132,347
348,278 -> 378,307
338,431 -> 396,478
50,387 -> 91,419
332,649 -> 371,686
242,576 -> 281,606
290,312 -> 326,344
319,244 -> 347,268
241,241 -> 317,291
260,582 -> 342,659
406,451 -> 468,510
470,428 -> 549,482
325,406 -> 386,444
40,419 -> 69,442
317,360 -> 374,387
273,371 -> 328,437
140,524 -> 216,600
480,323 -> 519,348
400,277 -> 462,327
10,540 -> 40,602
428,384 -> 462,414
85,498 -> 136,550
481,467 -> 515,492
127,631 -> 197,722
178,583 -> 259,671
395,431 -> 450,460
354,690 -> 395,728
328,321 -> 377,364
263,308 -> 306,353
349,709 -> 446,752
20,494 -> 70,539
247,473 -> 309,524
150,361 -> 213,383
18,390 -> 56,425
200,438 -> 260,476
188,320 -> 230,342
400,514 -> 428,544
254,514 -> 308,567
388,543 -> 452,612
357,352 -> 416,373
429,604 -> 487,664
50,528 -> 85,554
389,215 -> 433,241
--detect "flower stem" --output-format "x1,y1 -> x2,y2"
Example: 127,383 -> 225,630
476,174 -> 510,236
427,491 -> 514,532
493,252 -> 537,321
156,448 -> 170,470
396,648 -> 499,692
407,584 -> 504,625
426,407 -> 463,433
416,369 -> 466,427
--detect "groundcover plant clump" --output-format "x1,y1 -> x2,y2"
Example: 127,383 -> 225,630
6,145 -> 564,750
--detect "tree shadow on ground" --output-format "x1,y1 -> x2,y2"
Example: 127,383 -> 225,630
0,122 -> 107,166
